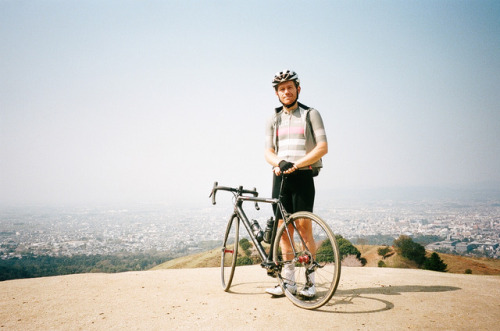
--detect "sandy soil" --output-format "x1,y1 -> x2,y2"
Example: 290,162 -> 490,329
1,266 -> 499,330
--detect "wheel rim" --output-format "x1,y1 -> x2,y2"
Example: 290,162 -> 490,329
221,215 -> 239,290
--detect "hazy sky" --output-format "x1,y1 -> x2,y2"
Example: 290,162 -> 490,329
1,1 -> 499,207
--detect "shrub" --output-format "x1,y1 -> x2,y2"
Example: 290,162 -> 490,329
239,238 -> 251,251
342,254 -> 362,267
236,256 -> 253,266
378,260 -> 386,268
465,269 -> 472,274
359,257 -> 367,266
423,252 -> 447,272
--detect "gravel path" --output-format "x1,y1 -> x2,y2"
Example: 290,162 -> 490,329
1,266 -> 499,330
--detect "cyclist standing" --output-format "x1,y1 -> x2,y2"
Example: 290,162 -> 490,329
264,70 -> 328,298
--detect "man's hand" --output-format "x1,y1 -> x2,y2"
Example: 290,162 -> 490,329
279,160 -> 295,172
275,160 -> 297,175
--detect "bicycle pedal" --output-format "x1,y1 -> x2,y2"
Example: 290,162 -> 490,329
261,262 -> 278,278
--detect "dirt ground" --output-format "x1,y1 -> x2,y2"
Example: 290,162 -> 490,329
1,266 -> 499,330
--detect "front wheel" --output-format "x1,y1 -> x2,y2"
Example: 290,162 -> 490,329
221,214 -> 239,291
273,211 -> 341,310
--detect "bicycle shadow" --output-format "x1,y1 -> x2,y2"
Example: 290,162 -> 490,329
225,280 -> 279,296
226,281 -> 460,314
318,285 -> 461,314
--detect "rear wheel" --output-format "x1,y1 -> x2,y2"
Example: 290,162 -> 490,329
221,214 -> 239,291
273,211 -> 341,309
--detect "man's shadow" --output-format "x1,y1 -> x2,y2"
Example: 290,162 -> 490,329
318,285 -> 461,314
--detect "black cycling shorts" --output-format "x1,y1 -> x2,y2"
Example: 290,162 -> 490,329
272,170 -> 315,220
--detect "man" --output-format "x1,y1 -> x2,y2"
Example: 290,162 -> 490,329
264,70 -> 328,298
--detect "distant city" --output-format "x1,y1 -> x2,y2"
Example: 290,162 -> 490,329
1,195 -> 499,260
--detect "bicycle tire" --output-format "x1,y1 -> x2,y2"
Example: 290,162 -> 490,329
221,214 -> 239,291
272,211 -> 341,310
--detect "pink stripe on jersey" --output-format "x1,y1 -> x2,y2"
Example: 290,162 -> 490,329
277,126 -> 304,136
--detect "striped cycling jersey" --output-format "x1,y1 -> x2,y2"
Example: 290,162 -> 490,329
265,104 -> 327,169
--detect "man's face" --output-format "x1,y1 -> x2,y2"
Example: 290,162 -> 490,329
275,80 -> 300,107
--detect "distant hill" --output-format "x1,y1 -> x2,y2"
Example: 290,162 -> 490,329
438,252 -> 500,275
153,244 -> 500,275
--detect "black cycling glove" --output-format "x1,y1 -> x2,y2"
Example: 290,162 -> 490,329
279,160 -> 295,172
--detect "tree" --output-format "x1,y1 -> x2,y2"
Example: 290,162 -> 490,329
393,235 -> 426,266
423,252 -> 447,272
316,236 -> 364,265
336,235 -> 361,260
316,239 -> 335,262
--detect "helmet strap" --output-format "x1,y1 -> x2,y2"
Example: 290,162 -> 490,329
282,100 -> 298,111
280,93 -> 299,111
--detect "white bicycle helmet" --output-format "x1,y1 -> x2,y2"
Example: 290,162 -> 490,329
272,69 -> 300,88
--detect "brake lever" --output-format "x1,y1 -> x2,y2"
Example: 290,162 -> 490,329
210,181 -> 218,205
253,187 -> 260,210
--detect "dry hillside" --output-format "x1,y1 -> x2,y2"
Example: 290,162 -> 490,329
153,244 -> 500,275
152,247 -> 221,269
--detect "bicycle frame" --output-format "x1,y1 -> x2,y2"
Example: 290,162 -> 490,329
234,195 -> 284,264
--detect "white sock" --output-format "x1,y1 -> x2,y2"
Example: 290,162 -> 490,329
284,264 -> 295,284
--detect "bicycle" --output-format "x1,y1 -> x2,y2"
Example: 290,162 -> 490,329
209,178 -> 341,310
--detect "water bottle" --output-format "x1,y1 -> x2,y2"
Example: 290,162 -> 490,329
250,220 -> 264,242
263,217 -> 274,244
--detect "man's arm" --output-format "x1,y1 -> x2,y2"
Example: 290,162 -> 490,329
266,147 -> 293,176
294,141 -> 328,169
265,147 -> 281,168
